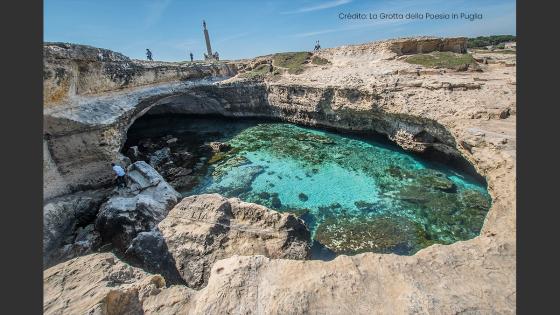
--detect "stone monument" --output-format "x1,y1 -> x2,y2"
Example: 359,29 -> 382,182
203,20 -> 217,61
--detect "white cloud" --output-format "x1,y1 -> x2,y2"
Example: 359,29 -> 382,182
282,0 -> 352,14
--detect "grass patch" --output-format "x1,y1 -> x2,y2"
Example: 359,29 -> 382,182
273,52 -> 311,74
405,51 -> 477,70
472,49 -> 516,55
239,64 -> 271,79
467,35 -> 515,48
311,56 -> 330,65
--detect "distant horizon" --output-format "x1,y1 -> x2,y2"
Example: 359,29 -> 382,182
44,0 -> 515,61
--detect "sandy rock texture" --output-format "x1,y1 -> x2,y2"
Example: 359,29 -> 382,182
43,42 -> 238,105
43,252 -> 193,315
152,194 -> 310,288
43,37 -> 516,313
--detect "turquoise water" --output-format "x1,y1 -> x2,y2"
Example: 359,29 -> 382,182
126,116 -> 492,258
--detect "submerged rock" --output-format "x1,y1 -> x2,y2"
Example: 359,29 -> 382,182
354,200 -> 376,211
460,189 -> 491,210
398,185 -> 432,204
315,215 -> 431,255
208,141 -> 232,153
412,169 -> 457,193
148,147 -> 171,169
129,194 -> 311,289
271,195 -> 282,208
95,161 -> 180,251
206,164 -> 265,197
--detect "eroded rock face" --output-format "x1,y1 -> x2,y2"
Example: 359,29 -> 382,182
43,189 -> 109,264
43,252 -> 192,315
95,161 -> 181,251
388,37 -> 467,55
189,235 -> 515,314
43,42 -> 239,105
128,194 -> 311,289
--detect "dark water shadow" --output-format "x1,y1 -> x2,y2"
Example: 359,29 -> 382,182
310,240 -> 337,261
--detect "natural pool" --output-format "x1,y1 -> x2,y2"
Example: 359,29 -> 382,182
124,115 -> 491,259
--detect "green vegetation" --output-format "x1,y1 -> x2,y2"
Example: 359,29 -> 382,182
405,51 -> 477,70
467,35 -> 516,48
273,52 -> 311,74
472,49 -> 516,55
239,64 -> 271,79
240,52 -> 329,78
311,56 -> 330,65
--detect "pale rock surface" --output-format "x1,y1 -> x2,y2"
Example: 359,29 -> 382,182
43,37 -> 516,313
129,194 -> 311,289
43,252 -> 193,315
95,161 -> 181,251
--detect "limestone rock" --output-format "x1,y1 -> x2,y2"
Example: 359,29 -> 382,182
129,194 -> 311,289
127,145 -> 142,161
148,147 -> 171,169
43,252 -> 192,315
125,230 -> 185,285
208,141 -> 231,153
95,161 -> 180,251
392,129 -> 429,153
43,37 -> 516,313
43,189 -> 108,263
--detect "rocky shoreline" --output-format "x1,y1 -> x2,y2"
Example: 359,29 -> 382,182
43,37 -> 515,314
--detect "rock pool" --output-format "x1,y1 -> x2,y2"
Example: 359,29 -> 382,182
124,115 -> 491,259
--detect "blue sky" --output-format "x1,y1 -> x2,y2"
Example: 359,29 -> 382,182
44,0 -> 516,61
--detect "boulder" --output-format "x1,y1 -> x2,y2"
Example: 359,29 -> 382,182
126,146 -> 141,161
43,252 -> 192,315
208,141 -> 231,153
95,161 -> 180,251
166,137 -> 178,145
47,224 -> 102,268
43,189 -> 108,263
148,147 -> 171,169
128,194 -> 311,289
125,230 -> 185,285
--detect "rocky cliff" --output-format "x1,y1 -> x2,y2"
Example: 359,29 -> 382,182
44,42 -> 239,106
43,37 -> 516,314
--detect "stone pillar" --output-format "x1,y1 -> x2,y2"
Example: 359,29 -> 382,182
203,20 -> 213,57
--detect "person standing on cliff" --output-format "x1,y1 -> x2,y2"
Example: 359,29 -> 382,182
190,52 -> 194,62
146,48 -> 153,61
314,40 -> 321,51
111,163 -> 127,188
